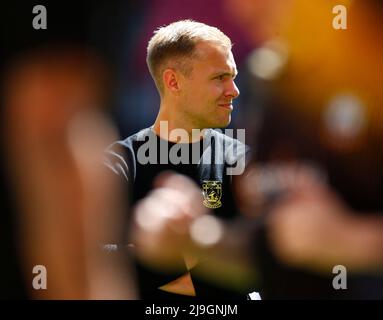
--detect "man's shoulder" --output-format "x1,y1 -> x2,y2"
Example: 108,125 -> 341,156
208,128 -> 247,146
104,127 -> 153,181
107,127 -> 153,153
206,128 -> 251,167
208,128 -> 250,153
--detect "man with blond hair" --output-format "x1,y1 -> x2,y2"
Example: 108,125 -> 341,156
106,20 -> 251,300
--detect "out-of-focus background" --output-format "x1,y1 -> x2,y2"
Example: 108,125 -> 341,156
1,0 -> 383,299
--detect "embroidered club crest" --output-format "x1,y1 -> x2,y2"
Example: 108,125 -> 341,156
202,181 -> 222,209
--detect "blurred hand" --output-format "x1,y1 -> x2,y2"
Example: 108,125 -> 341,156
131,172 -> 209,269
236,162 -> 325,218
267,179 -> 383,273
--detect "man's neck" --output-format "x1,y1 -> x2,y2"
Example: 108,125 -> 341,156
152,103 -> 206,143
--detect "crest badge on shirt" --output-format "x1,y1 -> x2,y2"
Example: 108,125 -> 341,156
202,181 -> 222,209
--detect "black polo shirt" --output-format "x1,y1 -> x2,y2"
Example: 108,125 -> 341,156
105,128 -> 251,299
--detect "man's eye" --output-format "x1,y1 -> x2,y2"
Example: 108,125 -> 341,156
216,75 -> 225,80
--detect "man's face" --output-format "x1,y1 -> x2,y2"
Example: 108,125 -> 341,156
178,41 -> 240,129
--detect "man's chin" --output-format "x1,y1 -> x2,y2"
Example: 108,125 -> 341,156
198,117 -> 231,130
214,117 -> 231,129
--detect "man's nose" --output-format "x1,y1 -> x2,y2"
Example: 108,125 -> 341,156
225,80 -> 240,99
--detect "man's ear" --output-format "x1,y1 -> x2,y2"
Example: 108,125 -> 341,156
163,69 -> 180,93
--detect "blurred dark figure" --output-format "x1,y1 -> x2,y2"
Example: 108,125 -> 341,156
230,0 -> 383,299
0,0 -> 141,299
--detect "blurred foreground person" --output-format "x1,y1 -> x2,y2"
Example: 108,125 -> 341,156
3,48 -> 136,299
228,0 -> 383,298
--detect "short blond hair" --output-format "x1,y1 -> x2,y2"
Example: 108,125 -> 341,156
146,20 -> 232,94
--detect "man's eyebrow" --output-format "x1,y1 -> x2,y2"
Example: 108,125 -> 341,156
212,70 -> 238,78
